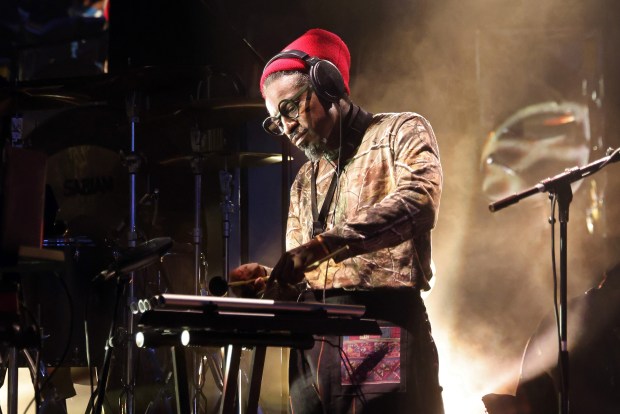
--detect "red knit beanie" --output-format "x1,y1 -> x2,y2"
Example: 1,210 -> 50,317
259,28 -> 351,96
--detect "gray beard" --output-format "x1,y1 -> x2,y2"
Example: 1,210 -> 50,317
300,138 -> 339,163
302,143 -> 324,162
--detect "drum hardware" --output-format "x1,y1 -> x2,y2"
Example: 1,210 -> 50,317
86,89 -> 152,414
219,169 -> 234,287
7,66 -> 281,413
138,188 -> 160,227
159,151 -> 283,170
129,74 -> 269,414
0,65 -> 220,118
0,81 -> 94,116
156,89 -> 274,413
121,90 -> 141,414
169,98 -> 265,130
185,126 -> 227,414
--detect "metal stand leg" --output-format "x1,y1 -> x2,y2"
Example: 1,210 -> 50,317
246,347 -> 266,414
220,345 -> 242,414
191,166 -> 205,297
219,170 -> 234,285
171,346 -> 190,414
93,280 -> 126,414
7,347 -> 18,414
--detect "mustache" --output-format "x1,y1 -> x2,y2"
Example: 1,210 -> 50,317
288,127 -> 310,143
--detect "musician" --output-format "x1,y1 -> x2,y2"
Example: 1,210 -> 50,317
230,28 -> 444,414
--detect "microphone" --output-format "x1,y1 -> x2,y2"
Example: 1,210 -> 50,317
95,237 -> 173,281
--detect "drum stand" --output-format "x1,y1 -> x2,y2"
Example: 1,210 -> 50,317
190,153 -> 207,298
219,168 -> 234,284
188,125 -> 222,414
91,91 -> 143,414
190,148 -> 209,414
187,126 -> 242,414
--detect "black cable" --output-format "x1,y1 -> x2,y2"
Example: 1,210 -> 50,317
317,337 -> 368,408
33,347 -> 41,414
18,305 -> 43,414
81,270 -> 102,400
320,102 -> 345,303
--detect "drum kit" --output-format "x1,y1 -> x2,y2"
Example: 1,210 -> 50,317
0,66 -> 282,414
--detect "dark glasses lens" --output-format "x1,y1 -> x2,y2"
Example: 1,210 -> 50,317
262,116 -> 284,136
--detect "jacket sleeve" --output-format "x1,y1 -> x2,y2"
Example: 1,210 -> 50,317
321,114 -> 443,260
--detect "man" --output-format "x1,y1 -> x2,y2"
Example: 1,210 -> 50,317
230,28 -> 444,414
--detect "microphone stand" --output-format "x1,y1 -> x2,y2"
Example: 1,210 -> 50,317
189,126 -> 212,414
90,91 -> 146,414
489,147 -> 620,414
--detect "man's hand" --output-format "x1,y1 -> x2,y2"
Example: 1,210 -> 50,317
228,263 -> 267,297
269,237 -> 330,286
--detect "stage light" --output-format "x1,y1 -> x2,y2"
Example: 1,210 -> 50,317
137,299 -> 152,313
181,329 -> 190,346
135,331 -> 145,348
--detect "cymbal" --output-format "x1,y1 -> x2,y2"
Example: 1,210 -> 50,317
0,73 -> 120,116
159,152 -> 283,170
0,81 -> 96,114
0,65 -> 217,114
156,98 -> 266,129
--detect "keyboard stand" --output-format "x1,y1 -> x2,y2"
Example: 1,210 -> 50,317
137,294 -> 380,414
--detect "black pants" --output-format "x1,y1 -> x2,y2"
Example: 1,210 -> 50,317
288,288 -> 444,414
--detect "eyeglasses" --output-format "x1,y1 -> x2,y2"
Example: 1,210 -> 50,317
262,84 -> 312,136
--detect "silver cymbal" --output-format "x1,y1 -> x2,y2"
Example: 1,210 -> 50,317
159,151 -> 283,170
152,97 -> 266,129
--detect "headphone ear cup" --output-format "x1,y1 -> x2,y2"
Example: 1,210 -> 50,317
309,59 -> 345,103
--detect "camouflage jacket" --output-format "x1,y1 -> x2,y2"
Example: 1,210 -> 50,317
287,112 -> 442,290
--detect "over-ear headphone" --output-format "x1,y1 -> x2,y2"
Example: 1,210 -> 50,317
263,49 -> 346,103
